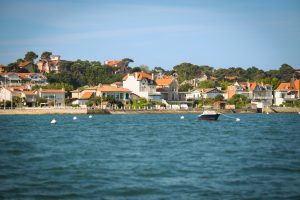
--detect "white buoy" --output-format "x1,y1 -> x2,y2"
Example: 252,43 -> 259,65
89,115 -> 93,119
266,112 -> 269,115
298,112 -> 300,115
50,119 -> 57,124
236,118 -> 240,122
73,116 -> 77,120
180,116 -> 184,119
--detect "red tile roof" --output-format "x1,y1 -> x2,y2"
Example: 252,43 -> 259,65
294,79 -> 300,90
123,72 -> 152,81
276,82 -> 291,90
40,89 -> 65,93
97,85 -> 131,92
156,78 -> 173,86
22,91 -> 36,95
81,92 -> 94,99
105,60 -> 122,67
18,61 -> 31,68
225,76 -> 238,80
249,82 -> 257,91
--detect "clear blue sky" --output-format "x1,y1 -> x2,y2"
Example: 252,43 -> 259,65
0,0 -> 300,70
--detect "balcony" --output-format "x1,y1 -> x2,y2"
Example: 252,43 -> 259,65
253,96 -> 273,100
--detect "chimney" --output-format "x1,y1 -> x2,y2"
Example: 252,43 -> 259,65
152,73 -> 154,80
135,72 -> 138,80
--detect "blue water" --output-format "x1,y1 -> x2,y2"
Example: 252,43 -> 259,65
0,113 -> 300,199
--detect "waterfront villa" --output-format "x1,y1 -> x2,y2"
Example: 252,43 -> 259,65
186,88 -> 225,100
226,81 -> 254,99
227,81 -> 273,108
274,79 -> 300,106
21,91 -> 37,107
39,88 -> 65,107
71,84 -> 132,107
156,75 -> 179,101
0,73 -> 22,86
251,83 -> 273,108
123,72 -> 161,101
0,87 -> 21,102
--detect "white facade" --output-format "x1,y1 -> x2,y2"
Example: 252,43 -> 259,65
274,91 -> 296,106
39,89 -> 65,107
123,73 -> 161,101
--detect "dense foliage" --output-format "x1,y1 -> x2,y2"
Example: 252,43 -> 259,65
3,51 -> 299,91
45,60 -> 124,88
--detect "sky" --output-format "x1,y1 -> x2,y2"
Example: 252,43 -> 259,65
0,0 -> 300,70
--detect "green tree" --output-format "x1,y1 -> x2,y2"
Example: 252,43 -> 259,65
279,64 -> 294,82
179,83 -> 193,92
24,51 -> 38,62
90,96 -> 101,107
41,51 -> 52,60
219,81 -> 232,90
227,94 -> 249,109
131,67 -> 142,73
173,63 -> 202,83
37,98 -> 47,106
12,96 -> 23,107
214,94 -> 224,102
198,80 -> 215,89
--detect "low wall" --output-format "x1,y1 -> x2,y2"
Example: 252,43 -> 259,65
0,107 -> 88,115
270,107 -> 300,113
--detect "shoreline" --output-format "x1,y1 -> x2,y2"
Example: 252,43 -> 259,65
0,107 -> 299,115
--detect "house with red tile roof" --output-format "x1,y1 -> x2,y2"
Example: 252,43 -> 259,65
71,84 -> 132,107
226,81 -> 272,108
186,88 -> 225,100
0,87 -> 21,103
21,91 -> 37,107
274,79 -> 300,106
251,83 -> 273,108
0,73 -> 22,86
123,72 -> 161,101
37,55 -> 61,73
104,59 -> 130,74
156,76 -> 181,101
226,81 -> 254,99
38,88 -> 65,107
96,84 -> 131,103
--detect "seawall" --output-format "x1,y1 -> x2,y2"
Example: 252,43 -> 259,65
0,107 -> 299,115
0,108 -> 88,115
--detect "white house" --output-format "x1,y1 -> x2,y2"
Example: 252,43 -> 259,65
21,91 -> 37,107
274,79 -> 300,106
123,72 -> 161,101
186,88 -> 224,100
156,76 -> 180,101
39,88 -> 65,107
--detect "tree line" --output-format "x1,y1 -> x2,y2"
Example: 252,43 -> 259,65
3,51 -> 299,92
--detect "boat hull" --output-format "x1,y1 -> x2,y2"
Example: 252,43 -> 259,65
198,114 -> 220,120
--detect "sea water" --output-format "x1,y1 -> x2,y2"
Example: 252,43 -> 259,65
0,114 -> 300,199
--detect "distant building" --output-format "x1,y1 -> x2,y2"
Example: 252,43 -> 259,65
186,88 -> 225,100
37,55 -> 61,73
224,76 -> 238,81
105,59 -> 131,74
156,75 -> 180,101
18,61 -> 37,72
39,88 -> 65,107
274,79 -> 300,106
123,72 -> 161,101
180,73 -> 208,88
251,83 -> 273,108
